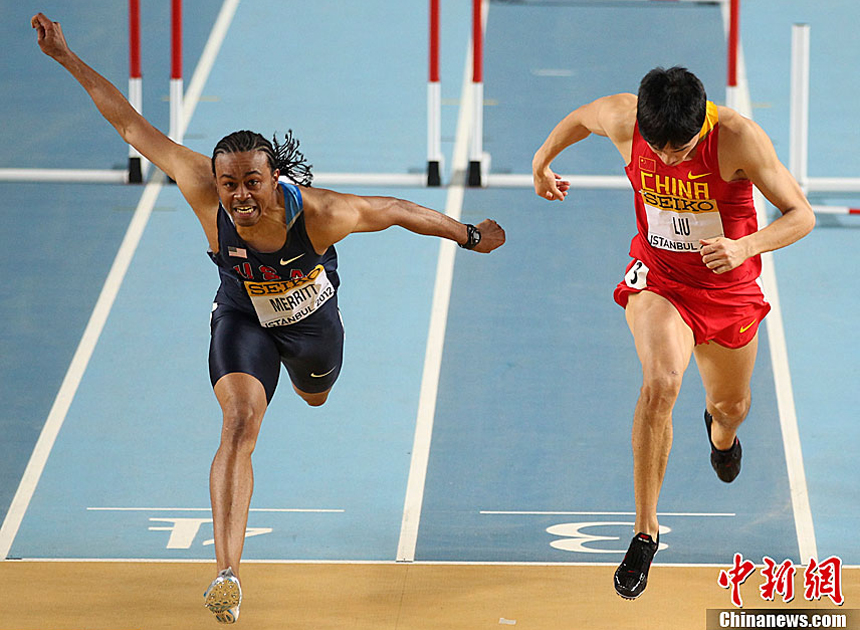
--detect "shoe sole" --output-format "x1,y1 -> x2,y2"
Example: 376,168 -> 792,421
214,608 -> 239,624
615,589 -> 643,601
204,579 -> 241,613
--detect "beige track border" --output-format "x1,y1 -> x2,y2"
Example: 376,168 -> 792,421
3,561 -> 857,629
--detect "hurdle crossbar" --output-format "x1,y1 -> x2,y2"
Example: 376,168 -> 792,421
0,169 -> 129,184
811,205 -> 860,216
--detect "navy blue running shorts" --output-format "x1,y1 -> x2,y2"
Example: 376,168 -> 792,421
208,296 -> 344,403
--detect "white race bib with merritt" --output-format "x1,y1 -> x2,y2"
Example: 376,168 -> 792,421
244,264 -> 335,327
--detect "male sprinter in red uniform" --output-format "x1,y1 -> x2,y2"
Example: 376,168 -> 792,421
32,12 -> 505,624
532,67 -> 814,600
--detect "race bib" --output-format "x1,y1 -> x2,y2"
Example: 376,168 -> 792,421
640,190 -> 725,253
625,260 -> 649,289
244,264 -> 335,327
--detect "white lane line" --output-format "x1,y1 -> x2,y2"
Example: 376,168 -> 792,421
86,507 -> 344,513
721,2 -> 817,563
0,181 -> 162,561
480,511 -> 736,517
395,0 -> 489,564
0,0 -> 241,562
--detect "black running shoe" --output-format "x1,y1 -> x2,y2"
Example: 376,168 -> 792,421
614,532 -> 659,600
705,410 -> 742,483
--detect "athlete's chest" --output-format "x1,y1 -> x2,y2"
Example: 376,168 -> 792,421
224,243 -> 312,284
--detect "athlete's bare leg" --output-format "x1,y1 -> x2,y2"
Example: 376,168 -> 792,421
625,291 -> 695,538
693,334 -> 759,449
211,372 -> 268,579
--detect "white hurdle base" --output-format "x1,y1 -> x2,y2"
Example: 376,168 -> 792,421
804,177 -> 860,193
0,170 -> 430,188
811,205 -> 860,216
313,172 -> 428,188
486,173 -> 629,189
0,168 -> 129,184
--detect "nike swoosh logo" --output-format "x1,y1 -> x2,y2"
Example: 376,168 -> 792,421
688,172 -> 712,180
280,254 -> 304,266
739,319 -> 757,334
310,366 -> 336,378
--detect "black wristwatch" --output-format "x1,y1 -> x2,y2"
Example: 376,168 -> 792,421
459,223 -> 481,250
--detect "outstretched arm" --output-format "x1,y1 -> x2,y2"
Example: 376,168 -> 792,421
31,13 -> 217,212
300,187 -> 505,254
532,93 -> 636,201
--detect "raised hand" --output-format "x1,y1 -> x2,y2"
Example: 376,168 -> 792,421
31,13 -> 74,63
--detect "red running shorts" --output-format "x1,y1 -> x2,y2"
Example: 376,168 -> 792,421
613,258 -> 771,349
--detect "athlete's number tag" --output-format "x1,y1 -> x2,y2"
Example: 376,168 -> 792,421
643,200 -> 725,253
625,260 -> 649,290
245,264 -> 335,327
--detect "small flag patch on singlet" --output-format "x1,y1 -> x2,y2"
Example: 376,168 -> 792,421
639,156 -> 656,173
228,246 -> 247,258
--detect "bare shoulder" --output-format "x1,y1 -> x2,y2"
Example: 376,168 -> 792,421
174,148 -> 220,211
716,107 -> 783,182
296,185 -> 360,252
599,93 -> 637,139
717,107 -> 771,149
298,185 -> 343,218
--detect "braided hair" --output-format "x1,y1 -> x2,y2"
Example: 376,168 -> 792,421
211,129 -> 313,186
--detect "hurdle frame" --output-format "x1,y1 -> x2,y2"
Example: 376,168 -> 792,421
0,0 -> 157,185
467,0 -> 488,187
427,0 -> 443,186
480,0 -> 736,189
128,0 -> 144,183
789,22 -> 860,201
169,0 -> 183,147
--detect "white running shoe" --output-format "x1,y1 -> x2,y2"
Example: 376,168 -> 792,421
203,567 -> 242,623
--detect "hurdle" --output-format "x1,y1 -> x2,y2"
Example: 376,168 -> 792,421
789,23 -> 860,203
0,0 -> 183,185
481,0 -> 736,188
426,0 -> 443,186
468,0 -> 489,187
170,0 -> 183,147
725,0 -> 740,110
128,0 -> 145,183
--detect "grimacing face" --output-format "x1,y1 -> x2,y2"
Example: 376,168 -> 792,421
214,150 -> 279,227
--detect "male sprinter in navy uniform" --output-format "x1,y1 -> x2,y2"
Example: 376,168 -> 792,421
32,12 -> 505,623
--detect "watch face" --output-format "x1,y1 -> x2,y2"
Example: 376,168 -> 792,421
461,224 -> 480,249
469,225 -> 480,248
